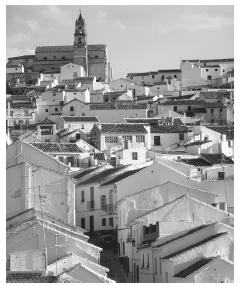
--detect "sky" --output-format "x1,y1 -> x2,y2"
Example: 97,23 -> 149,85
6,5 -> 234,78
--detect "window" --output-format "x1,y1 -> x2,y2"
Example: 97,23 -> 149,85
105,136 -> 118,143
218,172 -> 225,180
220,108 -> 222,112
101,195 -> 106,211
159,259 -> 162,275
179,133 -> 184,141
188,106 -> 192,112
122,135 -> 132,142
43,57 -> 47,60
55,107 -> 58,112
70,106 -> 74,111
174,75 -> 177,79
123,242 -> 125,255
162,75 -> 165,81
73,72 -> 77,78
147,254 -> 149,268
109,217 -> 113,227
215,69 -> 218,71
211,119 -> 214,123
81,190 -> 85,202
102,218 -> 106,226
53,56 -> 56,59
81,218 -> 85,229
155,258 -> 157,275
206,69 -> 209,72
53,93 -> 56,96
136,135 -> 145,142
142,254 -> 145,268
174,106 -> 177,112
82,112 -> 85,116
45,109 -> 48,112
219,202 -> 226,210
81,124 -> 84,129
152,75 -> 155,79
62,56 -> 66,60
76,133 -> 81,140
211,108 -> 214,114
207,75 -> 212,80
154,136 -> 161,146
95,55 -> 98,59
132,152 -> 138,160
121,84 -> 123,88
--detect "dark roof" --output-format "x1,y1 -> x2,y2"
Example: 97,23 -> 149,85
125,117 -> 183,126
164,94 -> 196,101
77,166 -> 126,186
30,142 -> 83,153
37,118 -> 56,125
183,58 -> 234,63
151,125 -> 188,134
6,272 -> 57,283
174,257 -> 213,278
162,232 -> 227,259
100,123 -> 148,134
153,224 -> 209,249
62,116 -> 99,122
207,126 -> 234,140
91,152 -> 106,161
90,103 -> 147,110
161,100 -> 205,106
181,158 -> 212,167
183,140 -> 211,147
127,69 -> 181,77
8,55 -> 35,60
73,166 -> 102,180
191,108 -> 207,114
100,168 -> 144,186
200,153 -> 234,165
36,45 -> 74,53
203,65 -> 220,68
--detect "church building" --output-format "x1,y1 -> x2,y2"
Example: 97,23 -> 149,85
7,12 -> 112,83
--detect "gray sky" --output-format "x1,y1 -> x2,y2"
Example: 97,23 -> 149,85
6,5 -> 234,78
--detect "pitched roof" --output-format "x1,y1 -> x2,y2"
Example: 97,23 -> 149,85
100,123 -> 148,134
127,69 -> 181,77
207,126 -> 234,140
152,224 -> 209,249
162,232 -> 227,259
37,118 -> 56,125
181,158 -> 212,167
77,165 -> 127,186
161,100 -> 205,106
200,153 -> 234,165
6,272 -> 57,283
183,58 -> 234,63
89,102 -> 147,110
174,257 -> 213,278
100,168 -> 145,186
36,45 -> 74,53
62,116 -> 99,122
30,142 -> 83,153
73,166 -> 102,180
151,125 -> 188,134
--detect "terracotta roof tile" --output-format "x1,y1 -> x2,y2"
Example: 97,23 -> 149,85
100,123 -> 148,134
62,116 -> 99,122
30,142 -> 83,153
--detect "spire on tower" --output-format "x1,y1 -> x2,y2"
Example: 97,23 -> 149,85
76,10 -> 85,24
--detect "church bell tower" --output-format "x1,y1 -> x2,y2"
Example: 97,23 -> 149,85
73,12 -> 88,76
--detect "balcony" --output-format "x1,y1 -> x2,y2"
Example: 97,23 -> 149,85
87,200 -> 95,210
100,204 -> 116,214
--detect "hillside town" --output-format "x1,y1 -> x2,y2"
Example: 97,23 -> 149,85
6,10 -> 234,283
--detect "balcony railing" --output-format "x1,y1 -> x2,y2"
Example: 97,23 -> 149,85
100,204 -> 116,214
87,200 -> 95,210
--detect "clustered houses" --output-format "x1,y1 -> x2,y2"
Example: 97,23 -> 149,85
6,10 -> 234,283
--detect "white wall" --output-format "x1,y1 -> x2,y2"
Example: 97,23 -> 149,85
60,63 -> 85,80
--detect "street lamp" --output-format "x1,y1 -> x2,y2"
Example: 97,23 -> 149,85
132,239 -> 136,283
